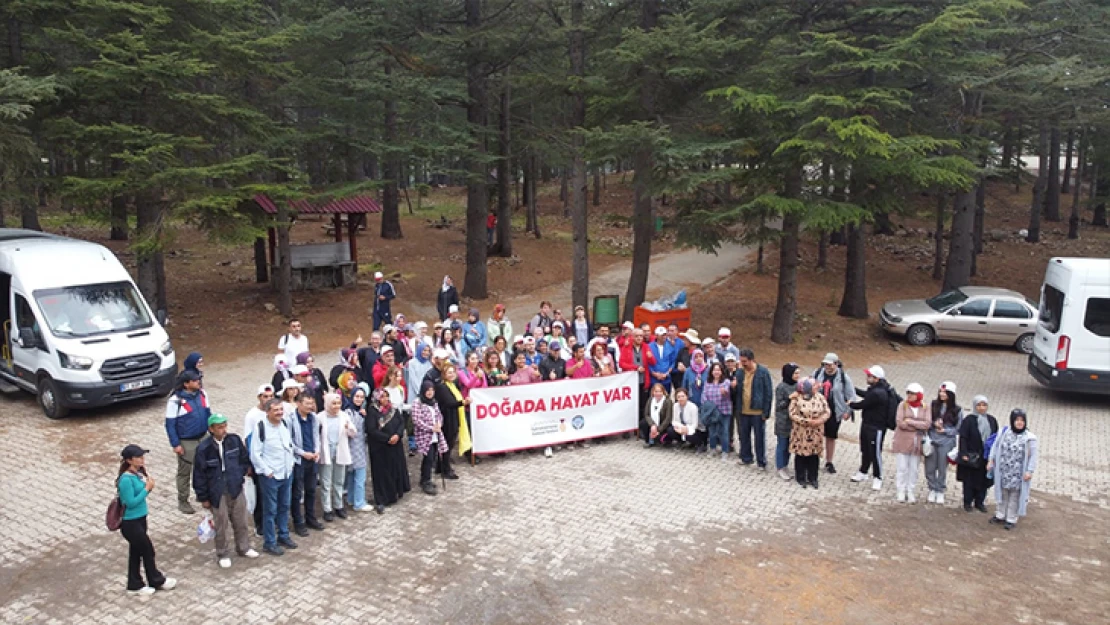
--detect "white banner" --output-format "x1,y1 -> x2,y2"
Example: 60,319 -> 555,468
469,372 -> 641,454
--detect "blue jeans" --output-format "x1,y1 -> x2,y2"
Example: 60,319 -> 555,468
708,420 -> 731,453
738,415 -> 767,466
260,475 -> 291,549
345,467 -> 367,509
775,435 -> 791,470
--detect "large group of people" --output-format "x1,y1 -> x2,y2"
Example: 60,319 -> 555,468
114,289 -> 1042,594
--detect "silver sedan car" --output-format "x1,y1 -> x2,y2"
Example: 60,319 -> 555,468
879,286 -> 1039,353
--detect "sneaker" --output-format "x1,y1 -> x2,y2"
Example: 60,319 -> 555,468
758,464 -> 768,471
544,447 -> 553,458
218,558 -> 231,569
158,578 -> 177,591
850,472 -> 869,483
129,586 -> 156,596
897,490 -> 907,503
277,537 -> 298,550
263,544 -> 285,556
243,549 -> 260,559
777,468 -> 792,481
936,493 -> 945,505
1004,522 -> 1015,530
354,504 -> 373,512
825,462 -> 837,474
323,511 -> 335,522
178,501 -> 196,515
975,502 -> 989,514
871,478 -> 883,491
907,491 -> 917,504
989,516 -> 1005,526
335,508 -> 348,519
927,491 -> 937,504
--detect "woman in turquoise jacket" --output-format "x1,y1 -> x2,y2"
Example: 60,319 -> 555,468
117,445 -> 176,595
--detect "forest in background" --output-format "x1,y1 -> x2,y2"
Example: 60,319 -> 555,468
2,0 -> 1108,343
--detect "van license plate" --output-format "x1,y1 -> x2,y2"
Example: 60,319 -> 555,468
120,379 -> 153,392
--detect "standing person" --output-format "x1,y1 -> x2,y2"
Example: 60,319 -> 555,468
701,338 -> 720,366
620,328 -> 656,421
715,327 -> 740,363
669,388 -> 706,450
789,378 -> 830,489
164,370 -> 210,514
571,305 -> 593,347
458,351 -> 488,397
566,343 -> 595,379
849,366 -> 894,491
192,414 -> 258,568
366,389 -> 412,513
487,304 -> 513,346
648,327 -> 675,392
437,328 -> 461,366
384,325 -> 409,366
406,344 -> 434,406
988,409 -> 1038,530
891,382 -> 931,503
271,354 -> 292,392
814,353 -> 854,475
925,381 -> 963,505
372,271 -> 396,331
436,276 -> 459,321
539,340 -> 568,381
244,384 -> 274,535
640,383 -> 674,447
734,349 -> 773,470
329,347 -> 363,390
667,325 -> 688,392
183,351 -> 204,380
773,363 -> 800,481
316,393 -> 356,521
484,350 -> 510,386
522,336 -> 542,367
278,319 -> 309,365
702,363 -> 733,460
116,445 -> 176,595
289,392 -> 324,536
487,209 -> 497,245
434,364 -> 465,477
371,346 -> 399,388
528,301 -> 554,336
681,349 -> 709,406
357,332 -> 384,385
445,305 -> 463,334
957,395 -> 998,513
413,381 -> 449,495
460,308 -> 488,359
250,398 -> 298,556
344,386 -> 372,512
297,353 -> 330,409
509,351 -> 540,385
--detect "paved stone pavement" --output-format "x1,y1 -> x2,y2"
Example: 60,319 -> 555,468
0,347 -> 1105,624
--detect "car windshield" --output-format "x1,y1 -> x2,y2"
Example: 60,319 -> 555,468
34,281 -> 152,338
925,289 -> 968,312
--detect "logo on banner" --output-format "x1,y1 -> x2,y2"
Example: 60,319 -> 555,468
572,415 -> 585,430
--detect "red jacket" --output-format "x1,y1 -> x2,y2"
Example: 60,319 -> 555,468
372,360 -> 394,388
619,341 -> 656,388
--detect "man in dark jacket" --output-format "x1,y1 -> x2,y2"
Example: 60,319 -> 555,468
193,414 -> 257,568
848,365 -> 893,491
733,348 -> 774,469
539,341 -> 568,381
165,370 -> 211,514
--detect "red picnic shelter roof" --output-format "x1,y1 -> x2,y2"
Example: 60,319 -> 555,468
254,194 -> 382,215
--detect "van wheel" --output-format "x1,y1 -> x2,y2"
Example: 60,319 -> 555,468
906,324 -> 935,346
1015,333 -> 1034,355
37,376 -> 69,420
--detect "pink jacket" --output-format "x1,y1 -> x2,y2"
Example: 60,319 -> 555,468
458,366 -> 488,399
891,401 -> 931,455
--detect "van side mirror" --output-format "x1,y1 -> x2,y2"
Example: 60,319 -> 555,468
18,328 -> 39,349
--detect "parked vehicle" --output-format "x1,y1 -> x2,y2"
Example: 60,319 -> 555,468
0,229 -> 177,418
1028,257 -> 1110,395
880,286 -> 1038,353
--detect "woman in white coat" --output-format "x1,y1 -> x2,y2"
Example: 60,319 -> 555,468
316,392 -> 357,520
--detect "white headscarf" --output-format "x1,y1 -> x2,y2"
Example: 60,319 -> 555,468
441,276 -> 452,292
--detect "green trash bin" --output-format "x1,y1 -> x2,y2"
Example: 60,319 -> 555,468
592,295 -> 620,328
654,216 -> 663,233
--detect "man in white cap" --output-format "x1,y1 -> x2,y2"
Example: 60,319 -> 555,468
522,336 -> 541,367
372,345 -> 396,388
648,326 -> 676,392
716,327 -> 740,363
446,304 -> 463,334
848,364 -> 894,491
372,271 -> 396,331
813,352 -> 855,475
616,320 -> 636,350
701,337 -> 720,365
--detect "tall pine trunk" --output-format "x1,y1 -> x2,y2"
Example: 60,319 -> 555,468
276,201 -> 293,318
971,176 -> 986,276
770,167 -> 802,344
1044,125 -> 1062,222
932,193 -> 945,280
1061,128 -> 1074,194
569,0 -> 588,311
623,0 -> 660,322
380,62 -> 403,240
837,223 -> 868,318
1068,128 -> 1086,239
134,194 -> 167,317
109,159 -> 129,240
462,0 -> 488,299
1026,121 -> 1048,243
494,67 -> 512,257
943,91 -> 982,290
592,165 -> 601,206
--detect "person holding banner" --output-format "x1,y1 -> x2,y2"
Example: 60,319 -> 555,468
484,350 -> 510,386
434,364 -> 470,471
509,351 -> 540,385
620,328 -> 657,419
640,383 -> 674,447
539,340 -> 568,381
413,381 -> 449,495
566,344 -> 595,380
589,340 -> 616,377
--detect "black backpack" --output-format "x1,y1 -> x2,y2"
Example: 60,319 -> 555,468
885,384 -> 903,430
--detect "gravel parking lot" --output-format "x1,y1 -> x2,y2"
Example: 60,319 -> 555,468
0,346 -> 1106,624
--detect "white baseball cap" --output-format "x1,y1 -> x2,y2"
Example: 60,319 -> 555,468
257,384 -> 274,396
940,380 -> 957,394
281,379 -> 303,391
449,304 -> 459,313
718,327 -> 731,337
380,345 -> 393,354
382,324 -> 394,334
654,326 -> 667,336
864,365 -> 885,380
513,335 -> 524,344
374,271 -> 384,280
524,336 -> 536,345
622,321 -> 635,330
290,364 -> 309,376
821,352 -> 839,365
701,337 -> 715,346
414,321 -> 428,330
906,382 -> 924,394
724,353 -> 738,362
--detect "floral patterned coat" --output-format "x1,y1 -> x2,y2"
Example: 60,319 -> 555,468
788,392 -> 830,457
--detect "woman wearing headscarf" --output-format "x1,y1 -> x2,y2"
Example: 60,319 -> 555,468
487,304 -> 513,347
413,380 -> 449,495
681,349 -> 709,406
344,385 -> 372,511
925,381 -> 963,505
789,377 -> 830,488
329,346 -> 363,390
406,343 -> 434,404
365,388 -> 412,514
988,408 -> 1038,530
296,352 -> 329,411
183,352 -> 204,380
892,382 -> 931,503
271,354 -> 292,391
957,395 -> 998,513
434,363 -> 468,475
337,370 -> 360,411
436,275 -> 459,321
774,363 -> 801,482
316,393 -> 356,521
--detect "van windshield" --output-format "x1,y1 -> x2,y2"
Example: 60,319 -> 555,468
926,289 -> 968,312
34,281 -> 152,338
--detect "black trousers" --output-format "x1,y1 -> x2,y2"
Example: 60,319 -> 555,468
251,472 -> 263,531
963,483 -> 989,507
422,443 -> 452,484
795,455 -> 820,484
291,459 -> 318,526
668,426 -> 707,448
859,424 -> 885,479
120,516 -> 165,591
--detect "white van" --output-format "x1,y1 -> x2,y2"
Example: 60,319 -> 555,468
0,229 -> 177,418
1028,257 -> 1110,395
